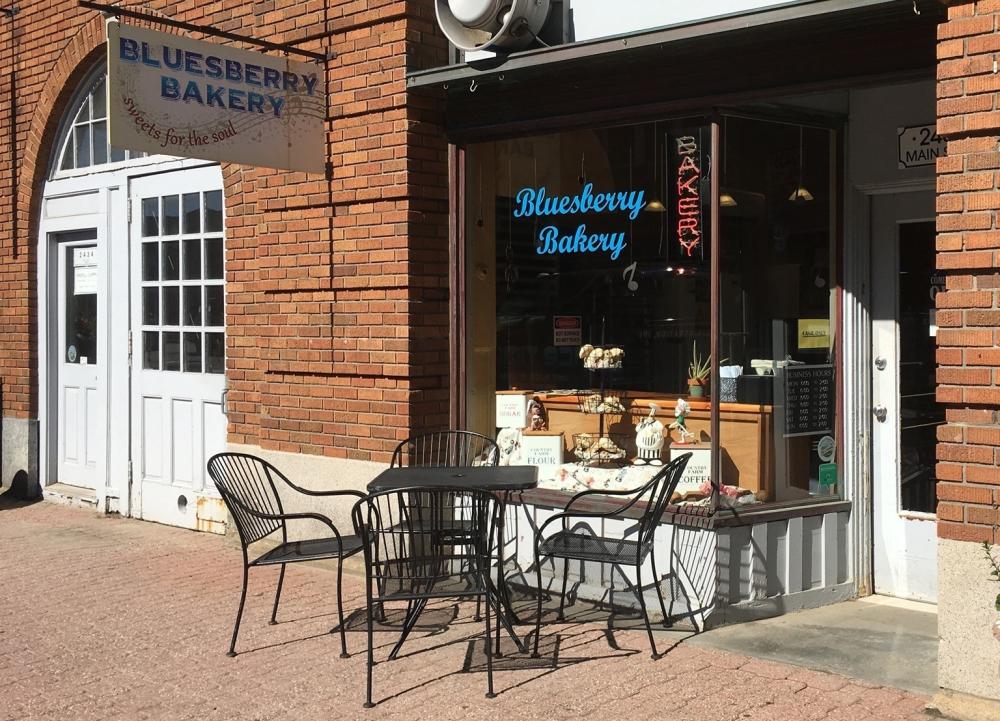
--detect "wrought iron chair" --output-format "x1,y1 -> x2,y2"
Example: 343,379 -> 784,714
531,452 -> 691,660
390,430 -> 500,620
206,452 -> 365,658
390,430 -> 500,468
352,487 -> 503,708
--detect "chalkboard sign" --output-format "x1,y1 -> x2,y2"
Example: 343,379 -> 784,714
782,364 -> 835,437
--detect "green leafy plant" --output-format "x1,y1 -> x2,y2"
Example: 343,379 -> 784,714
687,341 -> 728,384
984,541 -> 1000,613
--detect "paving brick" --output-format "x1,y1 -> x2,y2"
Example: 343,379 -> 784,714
0,501 -> 931,720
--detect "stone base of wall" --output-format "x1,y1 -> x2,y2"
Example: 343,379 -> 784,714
226,443 -> 387,542
938,538 -> 1000,703
928,688 -> 1000,721
1,416 -> 39,498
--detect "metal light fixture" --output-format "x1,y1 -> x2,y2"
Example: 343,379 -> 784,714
720,116 -> 738,208
645,123 -> 667,213
789,125 -> 814,203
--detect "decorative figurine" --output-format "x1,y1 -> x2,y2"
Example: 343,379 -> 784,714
527,396 -> 548,431
669,397 -> 695,445
496,427 -> 522,466
634,402 -> 665,465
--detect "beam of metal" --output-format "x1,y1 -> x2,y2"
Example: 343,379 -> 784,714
407,0 -> 939,88
78,1 -> 328,62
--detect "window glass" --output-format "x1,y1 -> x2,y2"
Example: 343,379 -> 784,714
64,244 -> 98,365
717,117 -> 839,506
54,70 -> 146,174
466,120 -> 713,487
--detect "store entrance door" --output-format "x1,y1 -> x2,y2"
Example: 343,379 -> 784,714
871,191 -> 940,602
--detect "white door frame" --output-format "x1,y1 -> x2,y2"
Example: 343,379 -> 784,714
37,157 -> 214,514
870,188 -> 937,602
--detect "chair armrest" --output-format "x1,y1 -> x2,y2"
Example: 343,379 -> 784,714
535,508 -> 625,548
277,475 -> 367,501
227,493 -> 347,544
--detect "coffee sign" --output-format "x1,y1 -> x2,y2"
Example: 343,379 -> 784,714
106,21 -> 325,173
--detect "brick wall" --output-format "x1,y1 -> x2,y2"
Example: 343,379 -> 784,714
936,0 -> 1000,544
0,0 -> 449,463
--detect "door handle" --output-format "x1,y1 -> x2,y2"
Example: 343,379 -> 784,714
873,406 -> 887,423
874,356 -> 887,371
221,389 -> 229,415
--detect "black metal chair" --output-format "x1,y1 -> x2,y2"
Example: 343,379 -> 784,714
390,430 -> 500,468
531,452 -> 691,660
390,430 -> 500,621
206,452 -> 365,658
352,487 -> 503,708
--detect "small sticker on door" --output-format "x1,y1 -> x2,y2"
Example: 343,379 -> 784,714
817,435 -> 836,463
67,345 -> 77,363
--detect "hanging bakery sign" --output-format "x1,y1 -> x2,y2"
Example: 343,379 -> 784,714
106,21 -> 325,173
674,135 -> 702,256
513,184 -> 645,261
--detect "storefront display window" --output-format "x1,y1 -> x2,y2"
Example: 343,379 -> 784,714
465,111 -> 842,512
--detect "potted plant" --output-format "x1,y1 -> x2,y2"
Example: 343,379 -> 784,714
688,342 -> 711,398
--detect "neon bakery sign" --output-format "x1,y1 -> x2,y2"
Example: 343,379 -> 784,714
675,135 -> 702,256
513,184 -> 645,261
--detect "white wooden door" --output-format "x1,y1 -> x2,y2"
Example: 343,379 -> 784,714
55,229 -> 105,489
871,191 -> 939,602
130,166 -> 227,528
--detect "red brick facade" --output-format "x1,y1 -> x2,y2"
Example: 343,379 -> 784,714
936,0 -> 1000,544
0,1 -> 449,463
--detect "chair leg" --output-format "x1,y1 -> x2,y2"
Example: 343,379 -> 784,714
227,564 -> 250,657
484,582 -> 496,699
336,558 -> 349,658
364,593 -> 375,709
269,563 -> 286,625
635,564 -> 662,660
532,551 -> 543,659
557,558 -> 570,621
649,551 -> 671,628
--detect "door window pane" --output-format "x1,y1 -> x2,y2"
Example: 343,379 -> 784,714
898,222 -> 941,514
162,331 -> 180,371
183,332 -> 202,373
183,239 -> 201,280
183,286 -> 202,326
142,287 -> 159,325
142,331 -> 159,370
142,242 -> 158,281
91,78 -> 106,119
162,240 -> 179,280
162,195 -> 179,235
141,198 -> 159,237
204,190 -> 223,232
204,237 -> 224,279
65,245 -> 98,364
206,332 -> 225,373
205,285 -> 224,326
182,193 -> 200,233
162,286 -> 179,325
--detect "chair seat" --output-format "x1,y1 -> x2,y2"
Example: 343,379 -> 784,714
539,530 -> 644,565
251,536 -> 363,566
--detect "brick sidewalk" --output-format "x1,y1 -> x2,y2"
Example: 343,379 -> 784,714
0,501 -> 931,721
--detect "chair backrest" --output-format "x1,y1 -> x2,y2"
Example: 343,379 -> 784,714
637,452 -> 691,553
206,452 -> 287,546
390,430 -> 500,468
352,487 -> 502,601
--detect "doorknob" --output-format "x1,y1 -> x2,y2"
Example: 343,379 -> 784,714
873,406 -> 887,423
874,357 -> 887,371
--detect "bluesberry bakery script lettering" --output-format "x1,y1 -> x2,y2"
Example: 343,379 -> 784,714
513,184 -> 645,261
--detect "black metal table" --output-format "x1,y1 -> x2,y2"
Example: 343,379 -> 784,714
367,465 -> 538,657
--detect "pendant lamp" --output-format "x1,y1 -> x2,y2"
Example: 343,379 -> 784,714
789,126 -> 814,203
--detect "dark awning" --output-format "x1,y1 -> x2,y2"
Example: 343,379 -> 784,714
407,0 -> 944,140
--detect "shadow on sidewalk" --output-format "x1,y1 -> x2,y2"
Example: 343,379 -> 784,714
0,470 -> 42,509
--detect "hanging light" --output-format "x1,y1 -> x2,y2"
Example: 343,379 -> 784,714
645,123 -> 667,212
789,125 -> 814,203
720,116 -> 738,208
